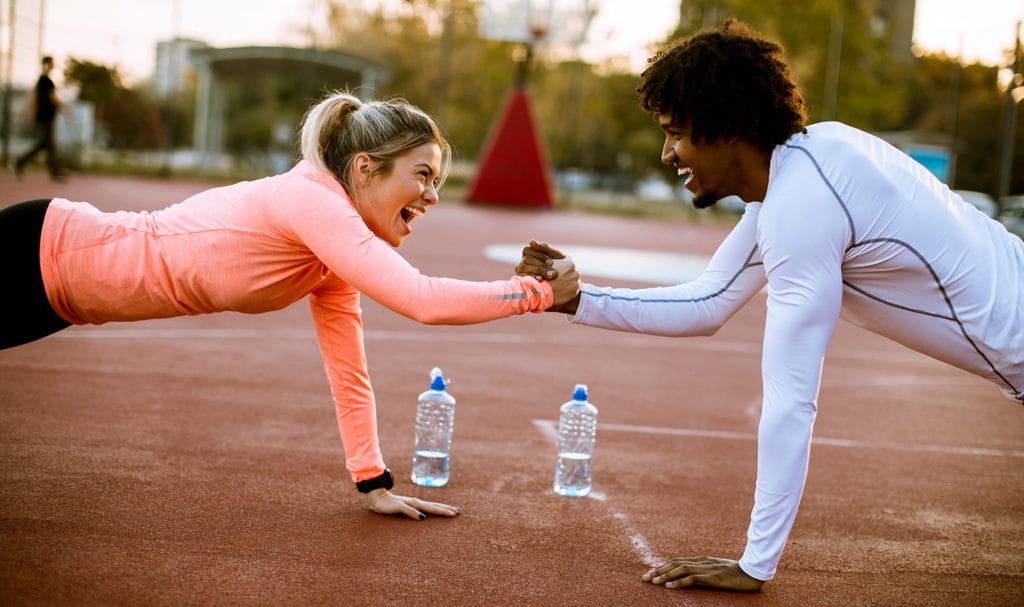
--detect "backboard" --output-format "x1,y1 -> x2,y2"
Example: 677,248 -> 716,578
479,0 -> 596,48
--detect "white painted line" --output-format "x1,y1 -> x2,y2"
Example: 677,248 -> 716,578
532,418 -> 560,444
533,419 -> 662,567
484,243 -> 712,286
548,420 -> 1024,459
49,327 -> 940,368
533,411 -> 1023,576
743,393 -> 762,429
52,328 -> 290,339
613,512 -> 663,568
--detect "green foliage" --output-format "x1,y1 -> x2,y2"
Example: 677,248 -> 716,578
323,0 -> 518,163
59,0 -> 1022,196
160,90 -> 195,150
64,58 -> 124,107
671,0 -> 911,128
64,58 -> 165,150
321,0 -> 670,179
218,72 -> 307,155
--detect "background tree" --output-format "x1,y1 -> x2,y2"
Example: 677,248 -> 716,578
323,0 -> 518,164
671,0 -> 910,127
56,1 -> 1020,198
322,0 -> 669,183
670,0 -> 1021,196
64,59 -> 164,150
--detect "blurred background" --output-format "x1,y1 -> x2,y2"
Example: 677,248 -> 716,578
0,0 -> 1021,230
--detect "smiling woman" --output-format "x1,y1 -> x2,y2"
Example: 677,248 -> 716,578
297,94 -> 450,247
350,143 -> 442,246
0,90 -> 583,523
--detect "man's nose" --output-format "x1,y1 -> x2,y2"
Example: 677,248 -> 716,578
661,139 -> 676,165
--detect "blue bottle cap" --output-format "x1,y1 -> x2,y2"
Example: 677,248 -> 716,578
431,374 -> 446,391
572,384 -> 588,401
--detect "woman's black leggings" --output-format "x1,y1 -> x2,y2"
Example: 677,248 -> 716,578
0,199 -> 71,349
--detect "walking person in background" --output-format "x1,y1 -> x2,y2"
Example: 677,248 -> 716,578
518,19 -> 1023,592
14,55 -> 65,181
0,91 -> 581,521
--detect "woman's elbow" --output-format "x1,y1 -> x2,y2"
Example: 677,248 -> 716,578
405,309 -> 449,324
400,305 -> 467,325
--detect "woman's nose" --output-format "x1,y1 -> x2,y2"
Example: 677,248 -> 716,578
424,184 -> 439,205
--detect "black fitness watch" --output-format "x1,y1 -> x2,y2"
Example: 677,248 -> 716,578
356,467 -> 394,493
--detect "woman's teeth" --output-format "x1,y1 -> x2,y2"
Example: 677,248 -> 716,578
401,206 -> 423,223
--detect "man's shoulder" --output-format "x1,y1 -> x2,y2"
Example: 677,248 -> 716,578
776,122 -> 879,167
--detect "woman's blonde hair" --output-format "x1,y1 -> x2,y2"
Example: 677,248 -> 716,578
300,91 -> 451,193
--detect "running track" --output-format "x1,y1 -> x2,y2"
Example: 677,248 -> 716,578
1,172 -> 1022,606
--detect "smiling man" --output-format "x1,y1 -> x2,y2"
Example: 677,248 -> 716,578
518,18 -> 1024,592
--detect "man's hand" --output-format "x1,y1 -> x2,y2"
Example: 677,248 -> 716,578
516,240 -> 566,280
517,240 -> 581,314
364,488 -> 462,521
642,556 -> 764,592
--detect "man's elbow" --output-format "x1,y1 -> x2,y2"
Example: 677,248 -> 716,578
672,318 -> 724,337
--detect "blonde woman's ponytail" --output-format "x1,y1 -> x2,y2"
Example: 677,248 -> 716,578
300,91 -> 362,175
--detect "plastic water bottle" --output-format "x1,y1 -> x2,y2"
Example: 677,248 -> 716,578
411,367 -> 456,487
554,384 -> 598,497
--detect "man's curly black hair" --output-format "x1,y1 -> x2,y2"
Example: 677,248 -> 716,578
638,19 -> 807,151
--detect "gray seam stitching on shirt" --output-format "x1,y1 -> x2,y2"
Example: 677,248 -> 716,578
788,143 -> 1019,396
582,245 -> 763,303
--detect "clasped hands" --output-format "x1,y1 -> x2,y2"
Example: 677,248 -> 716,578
516,239 -> 581,313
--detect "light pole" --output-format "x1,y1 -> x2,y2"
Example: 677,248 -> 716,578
996,21 -> 1022,212
431,0 -> 457,126
1,0 -> 16,165
823,3 -> 844,121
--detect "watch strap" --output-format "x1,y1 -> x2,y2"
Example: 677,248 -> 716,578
356,467 -> 394,493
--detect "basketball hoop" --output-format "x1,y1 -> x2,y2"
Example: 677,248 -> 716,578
479,0 -> 596,50
469,0 -> 598,210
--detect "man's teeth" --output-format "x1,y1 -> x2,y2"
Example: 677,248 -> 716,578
678,167 -> 693,179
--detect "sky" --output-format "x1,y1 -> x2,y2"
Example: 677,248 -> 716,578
3,0 -> 1022,87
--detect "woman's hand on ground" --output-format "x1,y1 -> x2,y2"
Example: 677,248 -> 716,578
364,488 -> 462,520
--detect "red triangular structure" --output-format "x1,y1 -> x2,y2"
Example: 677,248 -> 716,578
466,88 -> 553,208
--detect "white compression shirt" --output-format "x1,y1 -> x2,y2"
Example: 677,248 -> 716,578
571,122 -> 1024,581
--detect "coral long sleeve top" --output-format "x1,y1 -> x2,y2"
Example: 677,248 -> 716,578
38,160 -> 552,481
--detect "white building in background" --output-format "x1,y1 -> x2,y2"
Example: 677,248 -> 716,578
153,38 -> 209,98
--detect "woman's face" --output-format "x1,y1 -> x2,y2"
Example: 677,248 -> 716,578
351,143 -> 442,247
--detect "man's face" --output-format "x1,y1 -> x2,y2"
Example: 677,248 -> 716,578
658,114 -> 735,209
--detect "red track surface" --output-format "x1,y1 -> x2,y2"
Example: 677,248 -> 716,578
2,172 -> 1022,606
